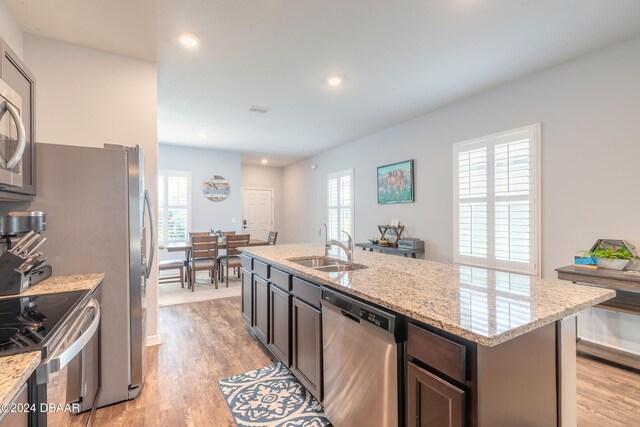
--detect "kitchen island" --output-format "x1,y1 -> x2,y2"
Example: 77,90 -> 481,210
239,243 -> 614,427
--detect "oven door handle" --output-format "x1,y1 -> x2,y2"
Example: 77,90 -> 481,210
36,299 -> 101,384
0,100 -> 27,170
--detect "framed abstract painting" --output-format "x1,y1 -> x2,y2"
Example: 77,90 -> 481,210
377,159 -> 414,204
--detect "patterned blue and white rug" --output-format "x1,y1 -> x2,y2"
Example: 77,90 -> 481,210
218,362 -> 331,427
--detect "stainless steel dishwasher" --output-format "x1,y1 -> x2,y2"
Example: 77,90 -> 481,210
321,289 -> 403,427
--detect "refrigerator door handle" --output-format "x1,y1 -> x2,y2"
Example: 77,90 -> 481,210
0,100 -> 27,170
144,189 -> 156,279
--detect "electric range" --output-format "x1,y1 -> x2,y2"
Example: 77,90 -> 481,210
0,290 -> 90,358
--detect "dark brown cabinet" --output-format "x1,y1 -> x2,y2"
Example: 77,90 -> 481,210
253,275 -> 269,344
268,283 -> 291,366
406,362 -> 465,427
0,38 -> 36,198
240,268 -> 253,325
291,297 -> 323,402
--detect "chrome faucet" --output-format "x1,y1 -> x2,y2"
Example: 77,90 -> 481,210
328,230 -> 354,261
320,223 -> 331,255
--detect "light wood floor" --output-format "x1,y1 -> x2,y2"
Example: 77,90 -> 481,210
88,297 -> 639,426
577,356 -> 640,426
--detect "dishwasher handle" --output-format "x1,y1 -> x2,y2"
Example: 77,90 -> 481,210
341,309 -> 360,323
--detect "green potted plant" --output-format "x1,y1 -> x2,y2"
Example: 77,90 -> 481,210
580,244 -> 640,270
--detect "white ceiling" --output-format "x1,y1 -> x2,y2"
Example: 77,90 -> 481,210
5,0 -> 640,166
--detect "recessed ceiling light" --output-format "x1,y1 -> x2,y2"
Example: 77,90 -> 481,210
179,33 -> 199,48
261,159 -> 268,164
326,75 -> 343,87
197,131 -> 208,138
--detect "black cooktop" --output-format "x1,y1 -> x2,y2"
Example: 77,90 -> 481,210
0,290 -> 88,356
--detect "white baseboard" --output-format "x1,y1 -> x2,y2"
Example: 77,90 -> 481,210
146,334 -> 162,347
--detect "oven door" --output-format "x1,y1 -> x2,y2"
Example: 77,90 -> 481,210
35,299 -> 101,427
0,78 -> 27,188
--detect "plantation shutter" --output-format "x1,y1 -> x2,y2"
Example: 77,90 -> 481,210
457,145 -> 488,261
454,125 -> 539,276
493,128 -> 536,273
158,171 -> 191,244
327,170 -> 354,242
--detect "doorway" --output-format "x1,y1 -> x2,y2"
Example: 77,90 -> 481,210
241,188 -> 274,241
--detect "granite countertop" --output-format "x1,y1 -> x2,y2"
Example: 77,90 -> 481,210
0,352 -> 40,407
0,272 -> 105,300
0,272 -> 105,406
241,244 -> 615,347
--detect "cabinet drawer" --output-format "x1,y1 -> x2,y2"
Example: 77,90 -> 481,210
240,255 -> 253,270
253,259 -> 269,279
407,323 -> 466,383
270,267 -> 292,292
292,277 -> 321,308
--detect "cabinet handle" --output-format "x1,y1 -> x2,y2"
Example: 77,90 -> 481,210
0,101 -> 27,170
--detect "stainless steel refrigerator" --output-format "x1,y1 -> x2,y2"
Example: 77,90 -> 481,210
26,142 -> 155,407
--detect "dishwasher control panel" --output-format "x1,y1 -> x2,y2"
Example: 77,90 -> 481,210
322,289 -> 395,333
360,308 -> 390,330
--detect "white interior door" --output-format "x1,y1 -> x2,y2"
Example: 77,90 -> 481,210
242,188 -> 273,241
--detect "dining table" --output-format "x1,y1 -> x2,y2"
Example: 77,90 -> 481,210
161,238 -> 270,287
162,239 -> 269,253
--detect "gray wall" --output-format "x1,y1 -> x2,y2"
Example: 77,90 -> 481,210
241,164 -> 285,242
283,35 -> 640,280
159,144 -> 242,236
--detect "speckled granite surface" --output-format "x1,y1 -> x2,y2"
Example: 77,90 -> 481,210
0,352 -> 40,406
242,244 -> 615,347
0,272 -> 104,300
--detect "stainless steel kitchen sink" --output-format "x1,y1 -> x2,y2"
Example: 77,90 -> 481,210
287,256 -> 368,272
288,256 -> 342,267
314,264 -> 367,272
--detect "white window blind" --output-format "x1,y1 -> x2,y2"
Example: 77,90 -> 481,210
327,169 -> 354,242
453,124 -> 540,276
158,170 -> 192,244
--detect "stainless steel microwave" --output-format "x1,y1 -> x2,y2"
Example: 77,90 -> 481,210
0,78 -> 27,188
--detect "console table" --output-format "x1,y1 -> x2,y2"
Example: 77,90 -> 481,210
556,265 -> 640,371
355,242 -> 424,258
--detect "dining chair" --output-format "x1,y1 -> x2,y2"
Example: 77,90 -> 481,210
189,235 -> 219,291
190,231 -> 210,237
187,232 -> 212,280
216,231 -> 237,264
158,259 -> 185,288
220,234 -> 250,285
267,231 -> 278,245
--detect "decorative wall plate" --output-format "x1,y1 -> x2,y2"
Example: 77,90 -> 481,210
203,175 -> 230,202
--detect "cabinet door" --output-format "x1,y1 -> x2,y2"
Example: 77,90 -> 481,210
268,284 -> 291,366
253,276 -> 269,344
407,362 -> 465,427
291,297 -> 323,402
240,268 -> 253,325
0,38 -> 36,196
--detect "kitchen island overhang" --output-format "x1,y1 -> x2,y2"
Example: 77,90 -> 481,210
239,243 -> 614,427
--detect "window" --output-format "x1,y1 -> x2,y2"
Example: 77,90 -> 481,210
327,169 -> 354,242
453,124 -> 540,276
158,170 -> 192,244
